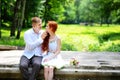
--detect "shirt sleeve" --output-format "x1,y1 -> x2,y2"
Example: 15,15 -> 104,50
24,32 -> 43,50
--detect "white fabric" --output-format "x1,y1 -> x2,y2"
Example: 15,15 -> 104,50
42,52 -> 65,69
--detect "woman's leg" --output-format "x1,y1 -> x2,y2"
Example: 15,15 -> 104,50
48,66 -> 54,80
44,66 -> 49,80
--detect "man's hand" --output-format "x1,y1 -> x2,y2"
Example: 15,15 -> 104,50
41,31 -> 47,40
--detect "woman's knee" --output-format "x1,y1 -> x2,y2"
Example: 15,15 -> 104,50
44,66 -> 49,72
49,66 -> 54,72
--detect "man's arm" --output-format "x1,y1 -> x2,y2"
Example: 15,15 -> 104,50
24,32 -> 43,50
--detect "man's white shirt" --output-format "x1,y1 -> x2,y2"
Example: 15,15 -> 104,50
23,28 -> 44,59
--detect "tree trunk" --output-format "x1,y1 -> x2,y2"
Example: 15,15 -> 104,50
0,23 -> 1,38
43,0 -> 49,27
100,16 -> 103,26
106,17 -> 109,27
0,19 -> 1,38
0,0 -> 1,38
10,0 -> 21,37
16,0 -> 26,39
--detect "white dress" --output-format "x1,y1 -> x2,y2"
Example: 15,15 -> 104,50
41,36 -> 65,69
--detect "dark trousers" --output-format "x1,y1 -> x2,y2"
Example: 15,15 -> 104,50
19,55 -> 43,80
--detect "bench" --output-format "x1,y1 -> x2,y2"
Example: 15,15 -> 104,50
0,50 -> 120,80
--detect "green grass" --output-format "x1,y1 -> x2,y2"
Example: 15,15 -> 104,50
0,29 -> 25,47
57,24 -> 120,52
0,24 -> 120,52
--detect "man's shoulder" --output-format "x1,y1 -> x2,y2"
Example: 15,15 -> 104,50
24,28 -> 33,34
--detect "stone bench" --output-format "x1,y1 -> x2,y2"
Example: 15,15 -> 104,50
0,45 -> 24,50
0,50 -> 120,80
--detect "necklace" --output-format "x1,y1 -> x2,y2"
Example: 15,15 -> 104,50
49,35 -> 56,43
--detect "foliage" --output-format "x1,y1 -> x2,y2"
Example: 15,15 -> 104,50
61,0 -> 76,24
24,0 -> 44,27
1,0 -> 15,26
42,0 -> 65,26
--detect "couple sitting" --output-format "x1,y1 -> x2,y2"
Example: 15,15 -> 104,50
19,17 -> 64,80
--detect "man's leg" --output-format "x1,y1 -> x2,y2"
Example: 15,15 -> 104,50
29,56 -> 43,80
19,56 -> 30,80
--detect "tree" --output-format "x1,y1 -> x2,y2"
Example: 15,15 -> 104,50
1,0 -> 15,25
10,0 -> 20,37
1,0 -> 15,38
24,0 -> 44,28
78,0 -> 97,25
43,0 -> 66,26
91,0 -> 120,25
10,0 -> 26,39
0,0 -> 1,38
74,0 -> 81,23
110,0 -> 120,23
61,0 -> 76,24
16,0 -> 26,39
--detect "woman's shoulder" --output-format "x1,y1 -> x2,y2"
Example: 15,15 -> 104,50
56,35 -> 61,40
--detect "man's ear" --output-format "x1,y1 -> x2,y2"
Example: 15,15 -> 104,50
32,23 -> 37,27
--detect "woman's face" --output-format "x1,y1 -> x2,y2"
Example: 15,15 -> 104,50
46,25 -> 51,33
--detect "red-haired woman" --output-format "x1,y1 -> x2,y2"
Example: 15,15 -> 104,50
41,21 -> 64,80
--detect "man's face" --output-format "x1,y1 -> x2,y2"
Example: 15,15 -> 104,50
36,22 -> 42,30
32,21 -> 42,33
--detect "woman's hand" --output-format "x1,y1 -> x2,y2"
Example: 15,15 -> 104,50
43,58 -> 49,62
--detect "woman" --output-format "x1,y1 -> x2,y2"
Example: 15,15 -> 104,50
41,21 -> 64,80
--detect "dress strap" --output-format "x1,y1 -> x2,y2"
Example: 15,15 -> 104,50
54,35 -> 58,41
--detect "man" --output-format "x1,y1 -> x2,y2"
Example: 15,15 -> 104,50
19,17 -> 47,80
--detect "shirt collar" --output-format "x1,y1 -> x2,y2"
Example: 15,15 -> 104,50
31,28 -> 41,34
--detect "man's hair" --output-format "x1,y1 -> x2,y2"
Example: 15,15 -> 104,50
32,17 -> 41,23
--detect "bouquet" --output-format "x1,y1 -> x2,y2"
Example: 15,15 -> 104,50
70,58 -> 79,66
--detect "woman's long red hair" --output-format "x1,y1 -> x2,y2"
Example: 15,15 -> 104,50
41,21 -> 58,52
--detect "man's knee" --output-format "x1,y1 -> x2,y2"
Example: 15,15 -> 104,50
19,62 -> 28,69
33,61 -> 41,67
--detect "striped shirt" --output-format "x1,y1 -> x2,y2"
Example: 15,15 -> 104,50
23,28 -> 44,59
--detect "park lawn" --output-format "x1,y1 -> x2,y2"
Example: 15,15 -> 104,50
0,24 -> 120,52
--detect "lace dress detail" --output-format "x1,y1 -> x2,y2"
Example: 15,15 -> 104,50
41,36 -> 64,69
